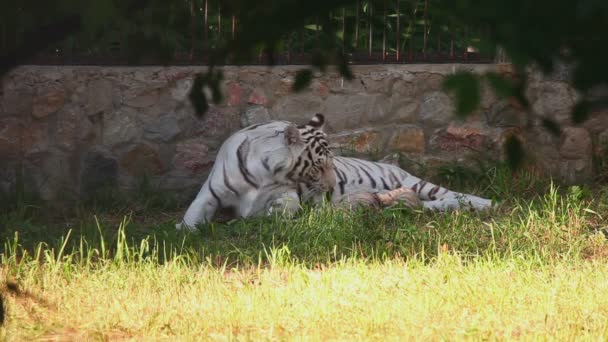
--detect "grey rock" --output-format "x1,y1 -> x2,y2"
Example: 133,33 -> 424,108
85,79 -> 115,115
270,92 -> 323,125
144,114 -> 181,142
241,106 -> 271,127
560,127 -> 592,160
419,91 -> 454,125
102,108 -> 142,147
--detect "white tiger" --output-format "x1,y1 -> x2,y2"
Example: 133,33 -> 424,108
299,156 -> 493,212
177,114 -> 335,230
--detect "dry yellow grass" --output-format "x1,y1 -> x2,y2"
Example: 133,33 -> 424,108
3,255 -> 608,341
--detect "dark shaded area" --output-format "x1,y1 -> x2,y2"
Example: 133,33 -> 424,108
1,1 -> 608,167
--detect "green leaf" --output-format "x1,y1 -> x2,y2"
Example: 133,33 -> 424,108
485,72 -> 515,99
443,71 -> 481,118
189,74 -> 209,117
505,135 -> 525,171
293,69 -> 313,92
337,52 -> 353,81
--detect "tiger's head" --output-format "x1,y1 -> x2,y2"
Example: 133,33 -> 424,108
284,113 -> 336,200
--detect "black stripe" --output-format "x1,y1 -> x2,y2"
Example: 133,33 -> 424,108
360,167 -> 377,189
296,183 -> 303,201
338,158 -> 364,184
428,186 -> 440,200
223,164 -> 239,196
208,183 -> 222,207
298,160 -> 310,178
334,166 -> 346,195
262,157 -> 271,172
352,158 -> 375,173
388,171 -> 402,188
381,177 -> 391,191
236,138 -> 259,188
417,181 -> 427,195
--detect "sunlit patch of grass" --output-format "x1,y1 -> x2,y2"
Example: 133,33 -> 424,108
0,182 -> 607,340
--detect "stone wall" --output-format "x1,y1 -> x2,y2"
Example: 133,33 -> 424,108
1,64 -> 607,202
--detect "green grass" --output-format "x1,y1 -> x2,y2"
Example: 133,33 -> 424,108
1,164 -> 608,340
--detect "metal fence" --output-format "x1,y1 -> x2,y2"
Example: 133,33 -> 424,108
21,0 -> 496,66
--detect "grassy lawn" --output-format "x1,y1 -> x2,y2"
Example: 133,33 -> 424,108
1,165 -> 608,340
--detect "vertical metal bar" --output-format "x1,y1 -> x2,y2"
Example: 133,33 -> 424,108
190,0 -> 195,60
423,0 -> 428,59
408,4 -> 414,61
464,26 -> 468,62
368,2 -> 373,57
396,0 -> 400,61
437,31 -> 440,58
382,0 -> 387,61
315,16 -> 320,47
204,0 -> 208,45
342,7 -> 346,53
218,3 -> 222,41
355,0 -> 359,47
287,32 -> 292,64
450,37 -> 454,58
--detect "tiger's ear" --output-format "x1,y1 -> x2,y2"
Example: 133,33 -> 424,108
308,113 -> 325,131
284,124 -> 304,146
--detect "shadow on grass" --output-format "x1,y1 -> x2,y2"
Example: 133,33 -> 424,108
1,163 -> 607,269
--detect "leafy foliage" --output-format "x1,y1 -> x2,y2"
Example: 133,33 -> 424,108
2,0 -> 608,166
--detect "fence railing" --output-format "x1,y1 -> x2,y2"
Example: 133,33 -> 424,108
16,0 -> 496,66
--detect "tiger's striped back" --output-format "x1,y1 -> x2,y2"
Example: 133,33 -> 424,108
302,156 -> 492,212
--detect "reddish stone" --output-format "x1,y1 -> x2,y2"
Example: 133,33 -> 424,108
173,139 -> 214,174
388,127 -> 425,153
0,118 -> 48,157
227,83 -> 242,106
432,126 -> 488,152
32,88 -> 66,118
120,144 -> 165,176
316,82 -> 330,98
247,88 -> 267,105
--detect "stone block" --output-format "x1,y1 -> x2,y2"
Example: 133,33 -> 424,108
329,129 -> 384,154
102,108 -> 142,147
85,79 -> 115,115
241,106 -> 271,127
32,88 -> 66,118
248,87 -> 268,105
270,92 -> 323,125
120,143 -> 165,176
124,88 -> 160,108
430,124 -> 489,152
172,138 -> 214,175
0,118 -> 48,157
1,86 -> 34,117
388,126 -> 425,153
486,100 -> 527,128
226,82 -> 243,106
531,82 -> 574,123
144,114 -> 181,142
170,78 -> 193,101
419,91 -> 454,126
560,127 -> 592,160
321,94 -> 374,131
